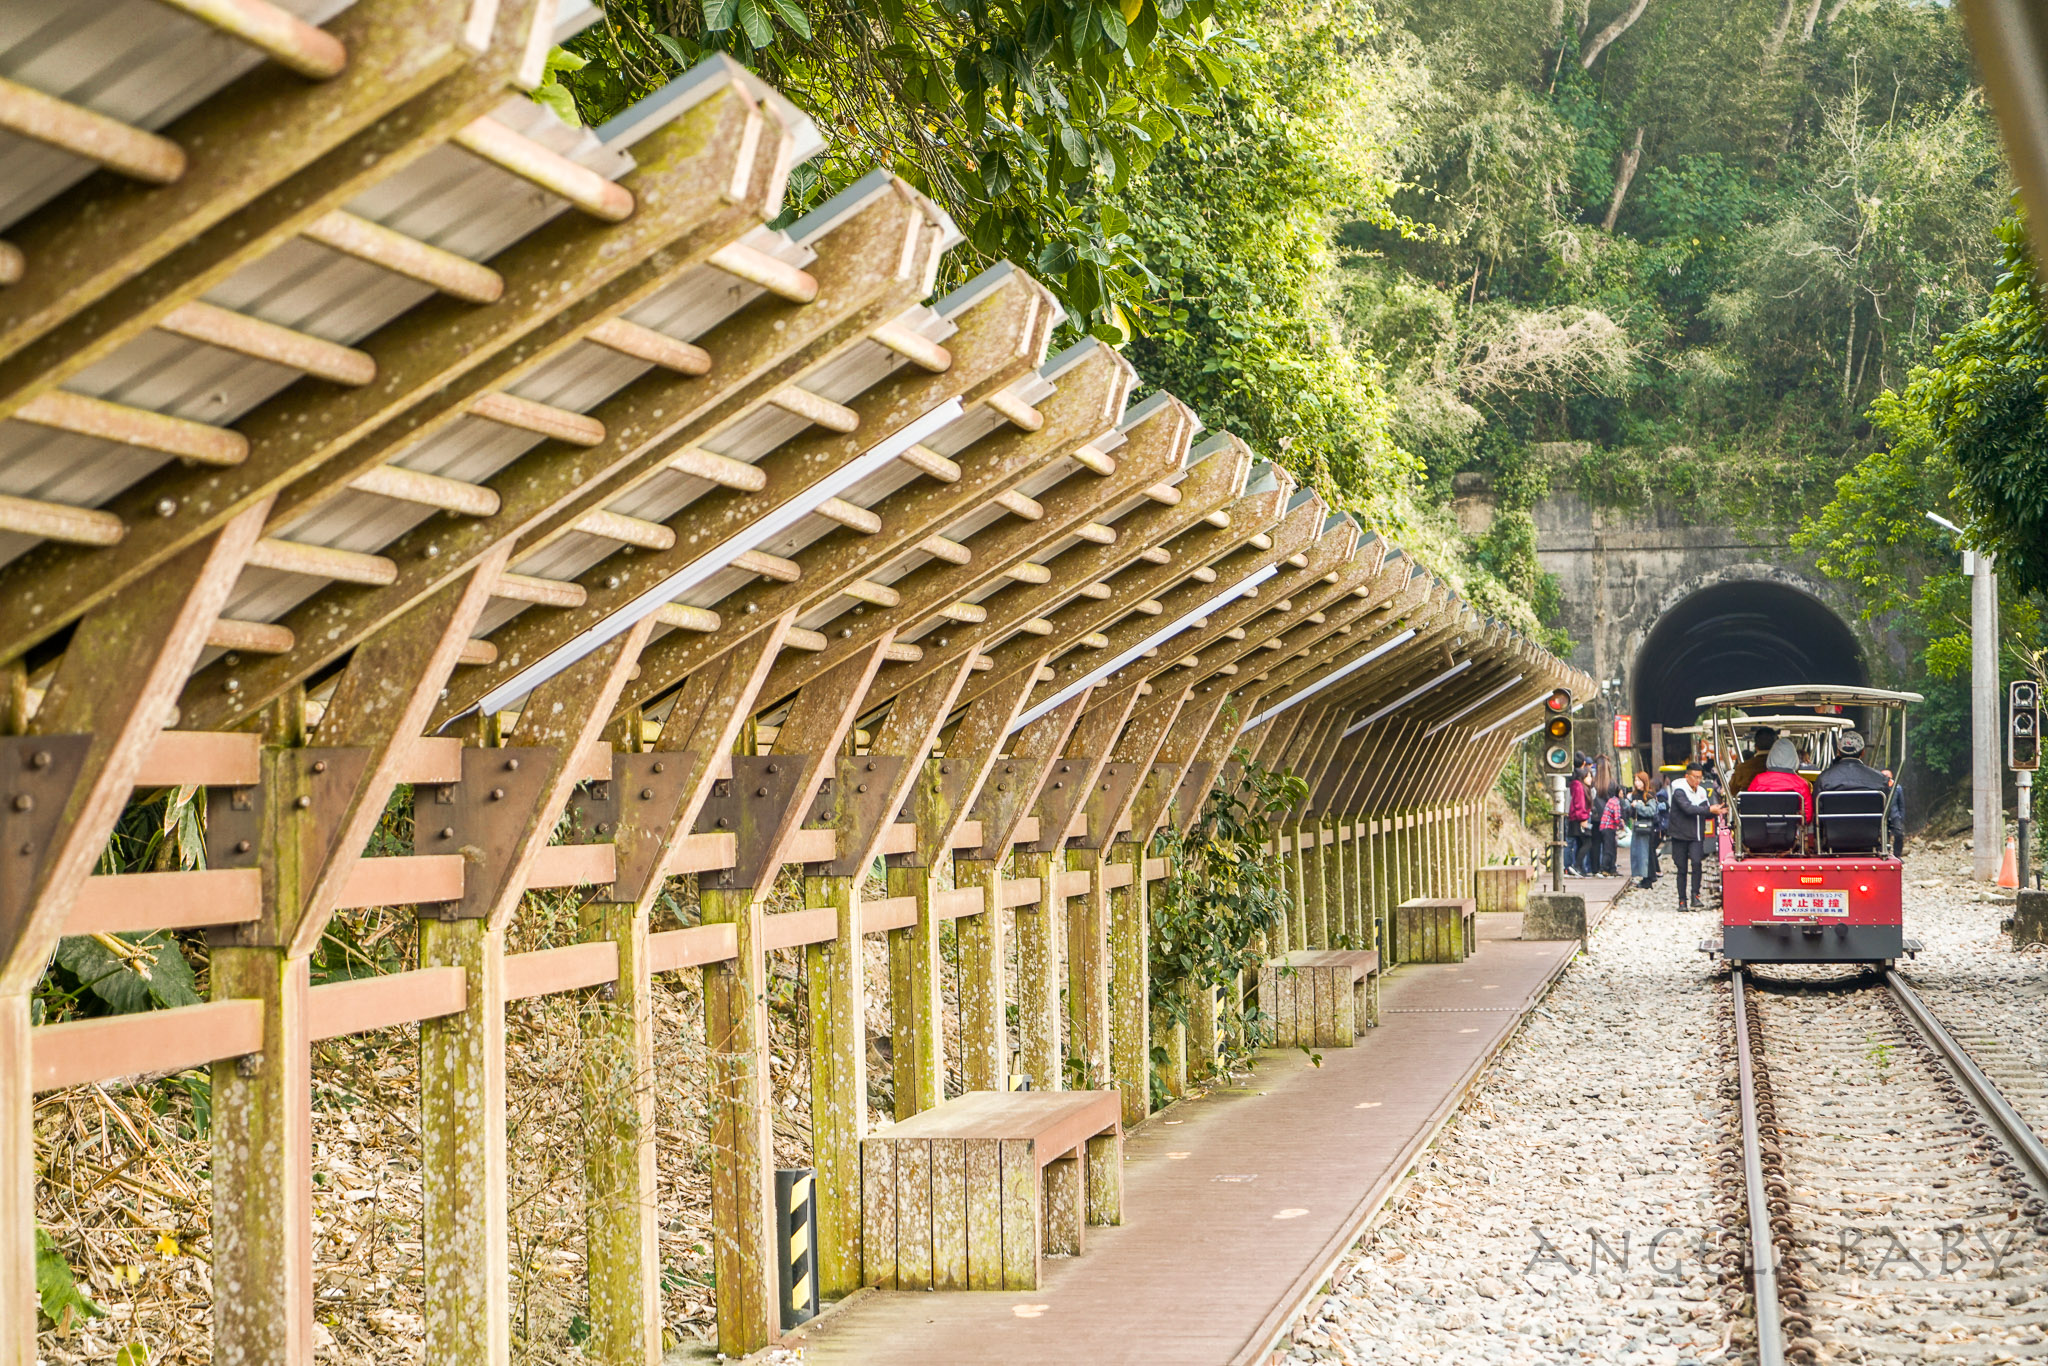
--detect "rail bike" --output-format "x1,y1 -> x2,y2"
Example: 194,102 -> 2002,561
1696,684 -> 1923,968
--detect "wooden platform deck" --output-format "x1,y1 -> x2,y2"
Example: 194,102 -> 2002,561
775,885 -> 1623,1365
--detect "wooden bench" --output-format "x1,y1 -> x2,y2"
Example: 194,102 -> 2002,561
1260,948 -> 1379,1047
1393,897 -> 1478,963
1473,864 -> 1533,913
861,1090 -> 1122,1291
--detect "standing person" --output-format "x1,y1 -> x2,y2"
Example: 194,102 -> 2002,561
1627,771 -> 1657,887
1597,784 -> 1623,876
1667,760 -> 1725,911
1882,769 -> 1906,858
1567,761 -> 1592,876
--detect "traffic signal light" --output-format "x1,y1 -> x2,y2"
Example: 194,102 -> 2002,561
1540,688 -> 1573,773
2013,679 -> 2040,771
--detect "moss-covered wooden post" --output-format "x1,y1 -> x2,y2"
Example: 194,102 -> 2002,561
1185,978 -> 1219,1081
804,872 -> 864,1298
887,859 -> 944,1117
1106,840 -> 1148,1124
1302,824 -> 1328,950
1017,849 -> 1064,1088
701,876 -> 775,1353
1066,852 -> 1111,1090
956,856 -> 1007,1090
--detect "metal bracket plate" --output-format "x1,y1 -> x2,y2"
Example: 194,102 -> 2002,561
805,754 -> 906,879
414,747 -> 557,919
1169,759 -> 1221,827
965,758 -> 1035,862
1073,761 -> 1146,851
565,750 -> 697,906
694,755 -> 807,890
1122,762 -> 1184,844
0,735 -> 91,948
1022,758 -> 1092,855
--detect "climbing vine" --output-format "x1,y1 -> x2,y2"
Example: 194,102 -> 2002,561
1147,751 -> 1305,1088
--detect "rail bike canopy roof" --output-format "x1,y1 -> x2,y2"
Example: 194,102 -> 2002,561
1712,713 -> 1854,732
1693,684 -> 1924,710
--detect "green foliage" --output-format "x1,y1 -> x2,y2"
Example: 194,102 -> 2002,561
35,1227 -> 105,1330
1147,751 -> 1304,1067
563,0 -> 1249,336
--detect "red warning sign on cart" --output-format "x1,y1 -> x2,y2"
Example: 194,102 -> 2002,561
1772,887 -> 1848,917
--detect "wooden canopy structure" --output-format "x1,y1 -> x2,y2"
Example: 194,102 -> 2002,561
0,3 -> 1591,1361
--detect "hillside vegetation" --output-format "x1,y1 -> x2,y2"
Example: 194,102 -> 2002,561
561,0 -> 2039,753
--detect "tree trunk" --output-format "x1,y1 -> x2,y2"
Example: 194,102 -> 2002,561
1767,0 -> 1796,54
1601,127 -> 1645,232
1799,0 -> 1825,41
1579,0 -> 1650,69
1824,0 -> 1850,23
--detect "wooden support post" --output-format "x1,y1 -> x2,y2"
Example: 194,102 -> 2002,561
708,645 -> 887,1354
888,861 -> 943,1118
579,899 -> 659,1366
421,623 -> 656,1366
1066,854 -> 1110,1091
1324,819 -> 1348,947
955,858 -> 1006,1092
419,914 -> 510,1366
581,623 -> 790,1350
804,874 -> 863,1299
1185,979 -> 1219,1082
0,997 -> 26,1366
1016,850 -> 1063,1091
1302,824 -> 1328,950
702,881 -> 776,1355
1107,839 -> 1148,1127
1152,999 -> 1186,1101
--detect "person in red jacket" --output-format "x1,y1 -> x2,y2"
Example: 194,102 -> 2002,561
1746,736 -> 1814,823
1567,762 -> 1593,875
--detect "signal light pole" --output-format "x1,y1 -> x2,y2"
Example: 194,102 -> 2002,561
1541,688 -> 1574,891
2013,679 -> 2039,889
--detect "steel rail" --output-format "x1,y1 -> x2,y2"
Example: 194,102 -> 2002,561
1730,968 -> 1788,1366
1886,969 -> 2048,1191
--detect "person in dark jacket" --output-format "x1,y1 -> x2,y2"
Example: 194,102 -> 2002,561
1816,729 -> 1887,795
1882,769 -> 1906,857
1567,761 -> 1593,875
1667,760 -> 1724,911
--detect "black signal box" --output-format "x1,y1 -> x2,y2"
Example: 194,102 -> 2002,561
2013,679 -> 2041,771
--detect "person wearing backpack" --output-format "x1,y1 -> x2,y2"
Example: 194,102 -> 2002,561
1566,760 -> 1593,876
1597,784 -> 1624,876
1626,770 -> 1658,886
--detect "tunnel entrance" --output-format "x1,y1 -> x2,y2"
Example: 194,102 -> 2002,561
1632,579 -> 1865,756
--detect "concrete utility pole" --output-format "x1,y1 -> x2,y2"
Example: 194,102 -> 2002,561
1971,549 -> 2006,880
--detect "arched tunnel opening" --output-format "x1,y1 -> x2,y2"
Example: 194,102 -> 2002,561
1633,579 -> 1866,762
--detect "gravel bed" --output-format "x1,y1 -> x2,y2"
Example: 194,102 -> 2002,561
1284,888 -> 1734,1365
1281,839 -> 2048,1365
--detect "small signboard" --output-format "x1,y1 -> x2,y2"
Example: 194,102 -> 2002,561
1613,714 -> 1632,748
1772,888 -> 1848,917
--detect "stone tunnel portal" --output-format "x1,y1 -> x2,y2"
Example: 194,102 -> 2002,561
1632,578 -> 1866,757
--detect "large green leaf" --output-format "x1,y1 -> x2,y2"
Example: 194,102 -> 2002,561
55,932 -> 201,1015
36,1228 -> 104,1328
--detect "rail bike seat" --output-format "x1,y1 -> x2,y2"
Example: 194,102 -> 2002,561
1735,791 -> 1803,854
1816,789 -> 1887,854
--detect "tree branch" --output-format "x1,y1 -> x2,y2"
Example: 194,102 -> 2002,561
1579,0 -> 1650,69
1601,126 -> 1644,232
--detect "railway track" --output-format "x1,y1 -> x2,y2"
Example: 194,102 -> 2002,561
1720,967 -> 2048,1364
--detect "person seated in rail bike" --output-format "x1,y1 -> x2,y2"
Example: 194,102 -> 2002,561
1817,729 -> 1887,797
1745,737 -> 1813,823
1725,726 -> 1778,797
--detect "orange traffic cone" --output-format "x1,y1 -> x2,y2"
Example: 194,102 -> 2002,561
1999,836 -> 2019,889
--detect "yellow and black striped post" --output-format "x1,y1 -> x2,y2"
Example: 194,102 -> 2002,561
774,1168 -> 818,1330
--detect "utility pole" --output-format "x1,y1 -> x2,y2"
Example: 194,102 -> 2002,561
1971,548 -> 2005,880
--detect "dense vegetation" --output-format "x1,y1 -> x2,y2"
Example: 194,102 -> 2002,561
556,0 -> 2047,782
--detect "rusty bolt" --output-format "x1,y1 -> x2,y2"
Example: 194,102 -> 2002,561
224,678 -> 240,693
11,794 -> 31,812
29,750 -> 50,769
743,602 -> 758,614
491,787 -> 506,800
440,826 -> 455,839
865,760 -> 877,771
716,817 -> 730,829
294,794 -> 312,809
505,758 -> 520,771
235,839 -> 252,854
606,576 -> 621,590
838,628 -> 852,638
766,763 -> 780,775
312,760 -> 327,774
641,787 -> 655,800
651,761 -> 665,774
856,784 -> 868,794
156,498 -> 177,517
756,786 -> 768,797
1050,781 -> 1063,790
